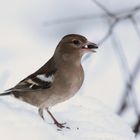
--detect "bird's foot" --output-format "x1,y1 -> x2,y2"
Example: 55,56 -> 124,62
55,122 -> 70,129
55,122 -> 66,128
46,108 -> 70,129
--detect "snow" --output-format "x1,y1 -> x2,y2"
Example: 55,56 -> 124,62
0,95 -> 135,140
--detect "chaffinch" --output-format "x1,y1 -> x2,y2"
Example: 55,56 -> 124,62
0,34 -> 98,129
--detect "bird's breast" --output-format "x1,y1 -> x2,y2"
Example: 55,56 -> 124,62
53,65 -> 84,100
39,65 -> 84,107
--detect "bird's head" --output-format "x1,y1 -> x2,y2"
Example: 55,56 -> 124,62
54,34 -> 98,63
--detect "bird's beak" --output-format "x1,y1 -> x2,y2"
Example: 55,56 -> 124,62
81,41 -> 98,52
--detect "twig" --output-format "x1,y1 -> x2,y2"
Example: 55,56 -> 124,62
109,24 -> 132,115
44,4 -> 140,27
98,19 -> 119,46
117,53 -> 140,116
130,16 -> 140,39
133,114 -> 140,135
91,0 -> 116,18
119,56 -> 140,116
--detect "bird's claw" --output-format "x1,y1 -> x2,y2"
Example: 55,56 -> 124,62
55,122 -> 66,128
55,122 -> 70,129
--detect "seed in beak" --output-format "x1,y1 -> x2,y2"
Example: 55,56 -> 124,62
85,45 -> 88,48
82,45 -> 89,49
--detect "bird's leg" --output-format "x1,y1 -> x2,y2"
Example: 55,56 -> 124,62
38,108 -> 45,120
46,108 -> 66,129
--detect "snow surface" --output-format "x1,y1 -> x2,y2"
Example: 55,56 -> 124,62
0,95 -> 135,140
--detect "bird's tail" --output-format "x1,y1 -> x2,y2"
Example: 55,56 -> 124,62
0,92 -> 12,96
0,89 -> 13,96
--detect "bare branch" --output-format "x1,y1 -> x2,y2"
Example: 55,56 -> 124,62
133,114 -> 140,135
91,0 -> 116,18
130,16 -> 140,39
109,25 -> 131,115
98,19 -> 119,46
43,4 -> 140,27
123,57 -> 140,114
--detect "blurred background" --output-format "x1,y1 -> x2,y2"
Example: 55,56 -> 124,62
0,0 -> 140,139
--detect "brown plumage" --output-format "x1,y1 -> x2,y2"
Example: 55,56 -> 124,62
0,34 -> 98,129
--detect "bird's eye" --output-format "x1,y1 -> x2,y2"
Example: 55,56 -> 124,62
72,40 -> 80,45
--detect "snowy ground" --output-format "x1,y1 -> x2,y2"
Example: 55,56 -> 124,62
0,95 -> 135,140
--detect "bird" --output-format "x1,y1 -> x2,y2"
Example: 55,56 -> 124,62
0,34 -> 98,129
